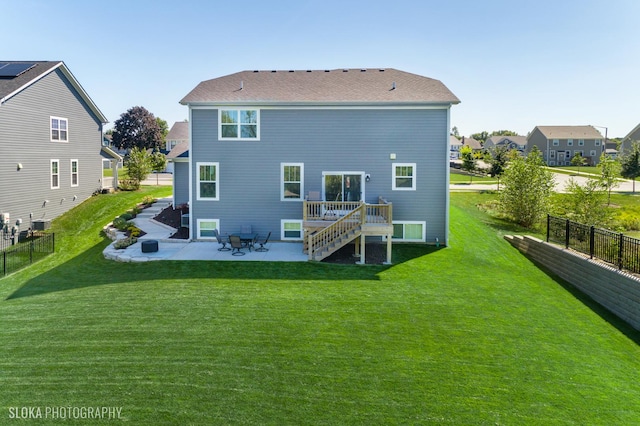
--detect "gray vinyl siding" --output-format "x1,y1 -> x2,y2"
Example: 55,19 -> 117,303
173,161 -> 189,206
0,69 -> 104,228
190,107 -> 449,243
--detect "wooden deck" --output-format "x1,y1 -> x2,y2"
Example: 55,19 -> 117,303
303,198 -> 393,263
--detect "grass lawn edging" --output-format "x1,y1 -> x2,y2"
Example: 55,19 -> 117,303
506,234 -> 640,330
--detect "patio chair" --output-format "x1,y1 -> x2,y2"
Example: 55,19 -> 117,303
213,229 -> 230,251
229,235 -> 246,256
254,231 -> 271,252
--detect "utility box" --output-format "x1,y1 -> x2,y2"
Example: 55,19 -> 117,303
32,219 -> 51,230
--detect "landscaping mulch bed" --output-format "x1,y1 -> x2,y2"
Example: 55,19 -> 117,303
152,205 -> 388,264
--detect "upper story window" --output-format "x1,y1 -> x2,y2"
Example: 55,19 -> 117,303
578,139 -> 584,146
197,162 -> 219,200
392,163 -> 416,190
567,139 -> 573,146
552,139 -> 559,146
219,109 -> 259,140
51,117 -> 68,142
281,163 -> 303,201
595,139 -> 602,146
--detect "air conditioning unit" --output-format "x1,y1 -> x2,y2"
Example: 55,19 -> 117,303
180,213 -> 189,228
32,219 -> 51,230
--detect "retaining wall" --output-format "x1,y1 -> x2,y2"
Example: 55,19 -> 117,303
505,235 -> 640,331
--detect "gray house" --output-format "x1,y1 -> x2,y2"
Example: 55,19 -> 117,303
484,135 -> 527,154
178,68 -> 459,261
0,61 -> 108,234
526,125 -> 605,166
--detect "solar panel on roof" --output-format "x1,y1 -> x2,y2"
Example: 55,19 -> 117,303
0,62 -> 37,78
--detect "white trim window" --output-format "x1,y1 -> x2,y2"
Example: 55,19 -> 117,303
281,163 -> 303,201
50,117 -> 68,142
281,220 -> 303,240
197,219 -> 220,239
574,150 -> 584,157
578,139 -> 585,146
590,150 -> 597,157
391,221 -> 426,242
392,163 -> 416,190
595,139 -> 602,146
197,162 -> 219,200
567,139 -> 573,146
219,109 -> 259,140
552,139 -> 560,146
51,159 -> 60,189
70,159 -> 79,187
550,150 -> 556,159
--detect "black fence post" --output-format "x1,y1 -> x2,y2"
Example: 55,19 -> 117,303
547,215 -> 550,242
589,226 -> 595,259
565,220 -> 570,249
619,233 -> 624,270
2,250 -> 5,276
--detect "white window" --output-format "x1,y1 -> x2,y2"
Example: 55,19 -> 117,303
51,159 -> 60,189
281,220 -> 303,240
567,139 -> 573,146
590,150 -> 597,157
574,150 -> 583,157
390,221 -> 426,242
392,163 -> 416,190
70,159 -> 79,187
550,150 -> 556,159
50,117 -> 68,142
197,219 -> 219,239
552,139 -> 559,146
197,162 -> 219,200
219,109 -> 259,140
281,163 -> 304,201
595,139 -> 601,146
578,139 -> 584,146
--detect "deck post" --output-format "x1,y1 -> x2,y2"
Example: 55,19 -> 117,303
357,235 -> 365,265
385,234 -> 392,264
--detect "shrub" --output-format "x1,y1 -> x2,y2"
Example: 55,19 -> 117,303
112,217 -> 130,231
127,225 -> 142,238
129,206 -> 142,215
113,236 -> 137,249
142,196 -> 156,206
119,212 -> 134,221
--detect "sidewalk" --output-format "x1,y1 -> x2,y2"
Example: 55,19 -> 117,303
102,197 -> 307,263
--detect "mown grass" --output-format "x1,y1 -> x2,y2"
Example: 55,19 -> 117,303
1,189 -> 640,424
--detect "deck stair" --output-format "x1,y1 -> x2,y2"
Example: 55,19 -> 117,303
304,198 -> 393,262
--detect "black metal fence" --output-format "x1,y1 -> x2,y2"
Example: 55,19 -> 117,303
1,231 -> 55,277
547,215 -> 640,274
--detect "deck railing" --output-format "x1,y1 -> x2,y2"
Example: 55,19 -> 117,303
308,204 -> 364,260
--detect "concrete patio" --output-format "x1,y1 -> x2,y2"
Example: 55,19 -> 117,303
103,198 -> 307,263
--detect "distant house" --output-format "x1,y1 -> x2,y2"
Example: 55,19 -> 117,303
620,122 -> 640,155
525,125 -> 605,166
166,141 -> 189,206
178,68 -> 460,262
484,135 -> 527,154
164,121 -> 189,174
0,61 -> 110,234
450,136 -> 481,159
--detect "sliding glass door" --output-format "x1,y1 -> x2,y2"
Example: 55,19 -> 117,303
322,172 -> 364,202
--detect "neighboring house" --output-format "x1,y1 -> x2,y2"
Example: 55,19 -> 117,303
166,141 -> 189,206
450,136 -> 481,159
164,121 -> 189,174
179,68 -> 460,262
526,125 -> 605,166
621,122 -> 640,155
484,135 -> 527,154
0,61 -> 109,233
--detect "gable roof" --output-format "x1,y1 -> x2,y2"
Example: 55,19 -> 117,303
532,125 -> 603,139
622,122 -> 640,143
167,142 -> 189,159
166,121 -> 189,141
180,68 -> 460,106
486,135 -> 527,146
0,61 -> 108,123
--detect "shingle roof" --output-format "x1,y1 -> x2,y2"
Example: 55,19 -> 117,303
0,61 -> 107,123
486,135 -> 527,145
167,142 -> 189,159
180,68 -> 460,105
534,125 -> 603,139
166,121 -> 189,141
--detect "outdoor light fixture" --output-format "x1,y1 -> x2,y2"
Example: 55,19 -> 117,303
365,174 -> 371,182
16,163 -> 23,170
390,153 -> 396,160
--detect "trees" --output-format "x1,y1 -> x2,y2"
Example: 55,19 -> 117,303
598,153 -> 621,205
570,152 -> 587,174
499,147 -> 555,228
460,144 -> 476,183
112,106 -> 164,151
125,147 -> 152,190
620,141 -> 640,193
487,146 -> 509,190
150,150 -> 167,185
563,178 -> 610,227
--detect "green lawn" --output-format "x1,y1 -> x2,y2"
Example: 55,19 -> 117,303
2,189 -> 640,424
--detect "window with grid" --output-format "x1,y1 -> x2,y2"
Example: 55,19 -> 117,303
219,109 -> 259,140
392,163 -> 416,190
51,117 -> 68,142
197,162 -> 219,200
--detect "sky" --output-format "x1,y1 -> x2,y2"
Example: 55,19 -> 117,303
3,0 -> 639,138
